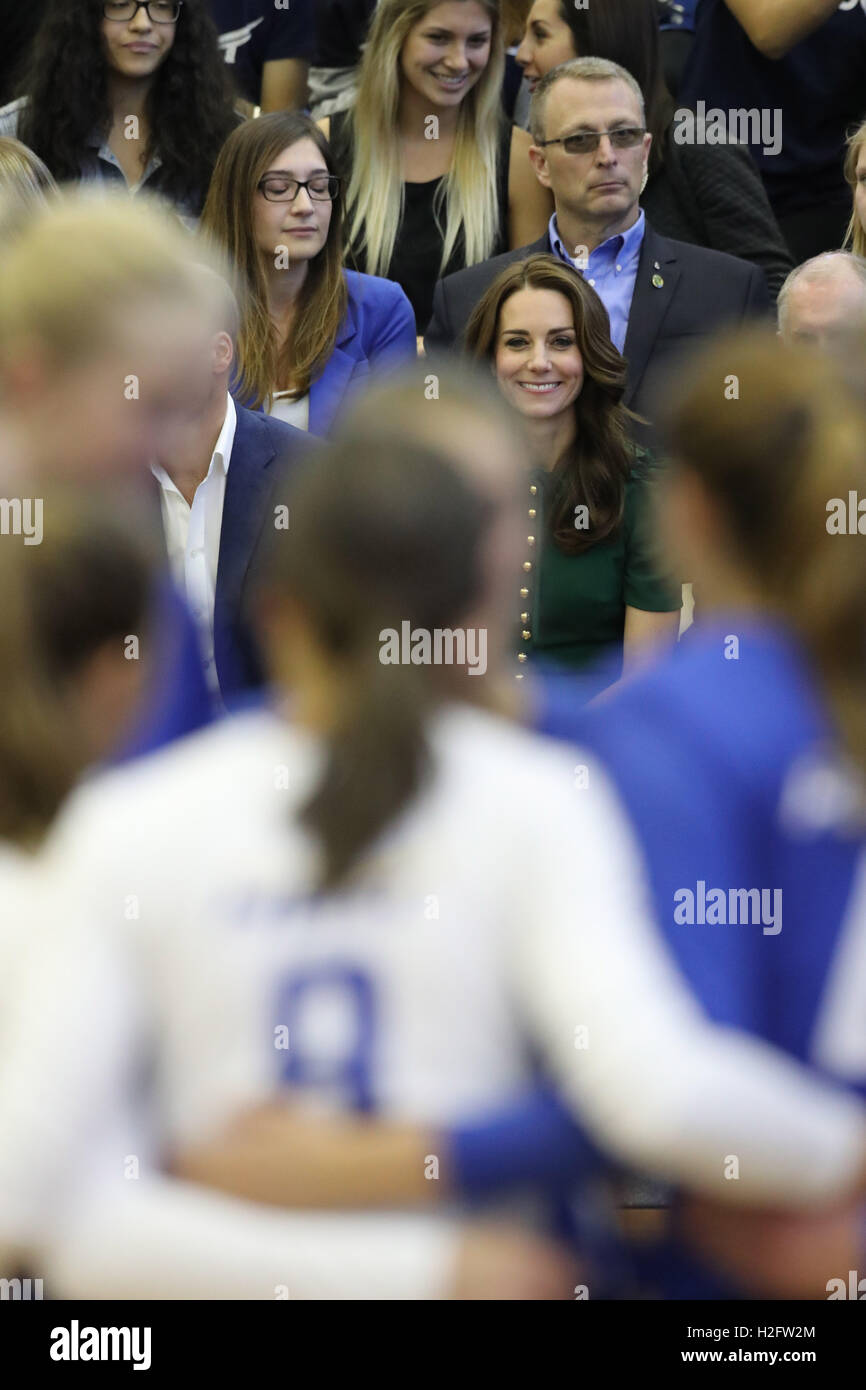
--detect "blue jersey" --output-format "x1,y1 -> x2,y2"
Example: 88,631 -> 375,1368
453,617 -> 866,1296
547,616 -> 866,1295
571,616 -> 865,1079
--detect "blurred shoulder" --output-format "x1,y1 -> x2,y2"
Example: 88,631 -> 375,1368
48,708 -> 291,854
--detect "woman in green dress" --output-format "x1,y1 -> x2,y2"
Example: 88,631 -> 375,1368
464,252 -> 680,695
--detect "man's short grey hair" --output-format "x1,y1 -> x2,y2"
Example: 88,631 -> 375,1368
529,57 -> 646,145
777,251 -> 866,334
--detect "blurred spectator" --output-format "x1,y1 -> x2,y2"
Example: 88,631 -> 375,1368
426,59 -> 770,445
678,0 -> 866,263
201,112 -> 416,436
514,0 -> 792,299
0,0 -> 238,223
209,0 -> 314,113
0,136 -> 57,230
320,0 -> 552,332
464,254 -> 680,689
0,192 -> 232,748
150,270 -> 315,703
777,251 -> 866,351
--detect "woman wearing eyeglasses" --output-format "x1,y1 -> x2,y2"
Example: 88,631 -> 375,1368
200,112 -> 416,436
0,0 -> 239,223
317,0 -> 553,336
515,0 -> 792,301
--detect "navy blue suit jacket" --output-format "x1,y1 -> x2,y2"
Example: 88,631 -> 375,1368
214,403 -> 315,701
147,401 -> 315,717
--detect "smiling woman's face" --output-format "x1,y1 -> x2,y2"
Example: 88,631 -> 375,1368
493,287 -> 584,419
101,2 -> 177,80
399,1 -> 493,108
515,0 -> 576,94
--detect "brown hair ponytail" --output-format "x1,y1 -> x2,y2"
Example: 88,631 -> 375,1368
258,438 -> 493,890
663,328 -> 866,781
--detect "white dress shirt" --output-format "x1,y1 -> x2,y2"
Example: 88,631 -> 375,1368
151,395 -> 237,696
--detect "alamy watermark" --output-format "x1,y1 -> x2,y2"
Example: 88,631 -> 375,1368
674,881 -> 782,935
0,497 -> 42,545
379,621 -> 487,676
673,103 -> 782,158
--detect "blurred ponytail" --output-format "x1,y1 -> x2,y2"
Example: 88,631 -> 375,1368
259,439 -> 493,891
663,329 -> 866,783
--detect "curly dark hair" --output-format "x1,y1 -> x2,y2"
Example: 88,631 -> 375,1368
17,0 -> 239,214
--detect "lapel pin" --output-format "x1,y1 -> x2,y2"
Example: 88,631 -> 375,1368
652,273 -> 664,288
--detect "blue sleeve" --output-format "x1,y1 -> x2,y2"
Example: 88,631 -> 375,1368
450,1085 -> 609,1198
113,581 -> 217,763
368,283 -> 418,363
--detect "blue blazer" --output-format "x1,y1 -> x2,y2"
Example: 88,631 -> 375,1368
214,403 -> 316,700
145,401 -> 315,728
232,270 -> 416,436
308,270 -> 416,436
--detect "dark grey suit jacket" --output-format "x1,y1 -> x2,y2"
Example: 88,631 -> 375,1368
424,221 -> 772,443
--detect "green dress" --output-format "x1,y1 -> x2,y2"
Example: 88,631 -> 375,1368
515,447 -> 680,683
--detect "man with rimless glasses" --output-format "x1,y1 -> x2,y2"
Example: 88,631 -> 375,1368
426,56 -> 771,442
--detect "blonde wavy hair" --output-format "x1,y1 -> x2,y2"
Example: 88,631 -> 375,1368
844,120 -> 866,258
346,0 -> 505,278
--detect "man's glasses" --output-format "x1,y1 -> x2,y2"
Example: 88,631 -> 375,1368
258,175 -> 341,203
103,1 -> 184,23
536,127 -> 646,155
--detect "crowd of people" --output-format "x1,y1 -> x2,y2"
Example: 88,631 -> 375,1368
1,0 -> 866,1302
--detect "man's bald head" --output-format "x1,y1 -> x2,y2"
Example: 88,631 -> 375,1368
777,253 -> 866,351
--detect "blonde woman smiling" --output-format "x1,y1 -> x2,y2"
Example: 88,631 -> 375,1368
319,0 -> 552,333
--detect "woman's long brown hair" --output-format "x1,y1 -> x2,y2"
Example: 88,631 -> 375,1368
257,438 -> 493,891
200,112 -> 348,409
464,253 -> 635,554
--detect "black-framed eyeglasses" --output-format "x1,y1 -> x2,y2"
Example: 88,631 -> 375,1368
102,1 -> 184,24
537,127 -> 646,155
257,175 -> 341,203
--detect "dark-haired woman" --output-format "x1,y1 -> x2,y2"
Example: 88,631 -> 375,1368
0,0 -> 239,223
465,253 -> 680,692
200,111 -> 416,436
515,0 -> 792,300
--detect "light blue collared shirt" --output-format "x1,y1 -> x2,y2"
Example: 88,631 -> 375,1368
548,209 -> 645,353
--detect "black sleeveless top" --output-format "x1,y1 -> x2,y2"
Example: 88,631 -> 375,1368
329,108 -> 512,334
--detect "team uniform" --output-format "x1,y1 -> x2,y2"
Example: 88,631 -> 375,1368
0,845 -> 459,1298
41,700 -> 866,1298
531,615 -> 866,1294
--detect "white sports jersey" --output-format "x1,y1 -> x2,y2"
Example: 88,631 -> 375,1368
47,702 -> 866,1206
0,845 -> 458,1298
